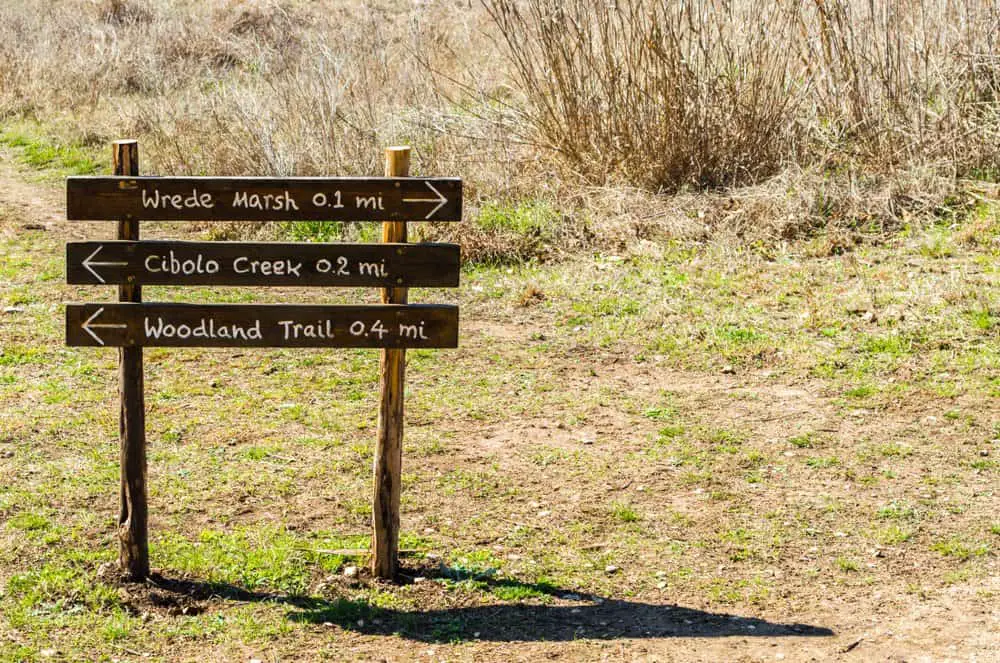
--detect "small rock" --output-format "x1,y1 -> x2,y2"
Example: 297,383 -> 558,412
657,581 -> 667,589
722,364 -> 736,375
413,576 -> 427,583
604,565 -> 619,574
538,510 -> 551,517
40,650 -> 58,658
3,306 -> 25,314
0,450 -> 13,459
343,565 -> 358,578
473,631 -> 481,638
979,449 -> 990,457
356,620 -> 365,627
562,593 -> 581,601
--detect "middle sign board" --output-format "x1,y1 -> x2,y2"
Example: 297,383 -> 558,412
67,241 -> 460,287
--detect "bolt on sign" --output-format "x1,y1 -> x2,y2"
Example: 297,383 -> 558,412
66,142 -> 459,580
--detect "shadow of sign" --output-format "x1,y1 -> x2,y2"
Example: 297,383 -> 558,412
286,599 -> 834,642
133,574 -> 834,643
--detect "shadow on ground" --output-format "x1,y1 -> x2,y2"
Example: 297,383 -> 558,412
134,572 -> 834,643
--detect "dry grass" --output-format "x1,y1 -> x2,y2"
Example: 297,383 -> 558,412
486,0 -> 999,191
0,0 -> 997,261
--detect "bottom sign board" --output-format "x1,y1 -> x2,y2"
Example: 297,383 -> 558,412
66,303 -> 458,348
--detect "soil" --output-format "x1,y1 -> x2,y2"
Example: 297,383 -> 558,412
1,151 -> 997,662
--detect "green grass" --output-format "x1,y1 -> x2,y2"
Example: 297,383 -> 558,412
930,537 -> 990,561
2,147 -> 1000,658
0,123 -> 103,175
610,501 -> 641,523
805,456 -> 839,469
475,199 -> 558,235
835,557 -> 860,572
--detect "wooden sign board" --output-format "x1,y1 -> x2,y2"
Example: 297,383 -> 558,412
66,177 -> 462,222
66,241 -> 460,287
66,303 -> 458,348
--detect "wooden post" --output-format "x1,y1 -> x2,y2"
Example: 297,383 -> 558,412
372,146 -> 410,579
114,140 -> 149,580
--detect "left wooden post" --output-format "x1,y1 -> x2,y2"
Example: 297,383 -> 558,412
114,140 -> 149,580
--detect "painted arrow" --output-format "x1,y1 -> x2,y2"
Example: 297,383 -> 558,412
82,245 -> 129,284
81,307 -> 127,346
402,181 -> 448,220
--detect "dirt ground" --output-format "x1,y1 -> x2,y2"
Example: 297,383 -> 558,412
1,151 -> 998,662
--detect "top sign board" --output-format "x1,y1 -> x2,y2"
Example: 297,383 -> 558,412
66,177 -> 462,222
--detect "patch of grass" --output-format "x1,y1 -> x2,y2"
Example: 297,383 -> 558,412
930,536 -> 990,561
835,556 -> 860,572
0,124 -> 102,175
7,511 -> 51,531
877,501 -> 917,521
656,425 -> 686,440
967,307 -> 998,332
844,384 -> 877,399
861,333 -> 919,358
489,581 -> 553,602
876,524 -> 913,545
610,501 -> 641,523
806,456 -> 839,469
878,442 -> 914,458
788,432 -> 818,448
643,405 -> 678,421
476,199 -> 558,235
155,526 -> 316,594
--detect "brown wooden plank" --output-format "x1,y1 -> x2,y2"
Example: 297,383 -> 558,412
66,303 -> 459,348
66,177 -> 462,222
66,241 -> 460,287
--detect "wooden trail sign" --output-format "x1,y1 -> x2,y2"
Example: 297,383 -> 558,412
66,241 -> 460,287
66,142 -> 461,581
66,303 -> 459,348
67,176 -> 462,221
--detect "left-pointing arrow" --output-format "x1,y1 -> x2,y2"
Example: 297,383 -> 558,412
81,307 -> 128,346
82,245 -> 129,284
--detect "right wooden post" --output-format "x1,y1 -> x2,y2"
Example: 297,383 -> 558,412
372,146 -> 410,579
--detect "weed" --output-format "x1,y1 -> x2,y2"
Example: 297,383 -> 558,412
806,456 -> 840,469
930,537 -> 989,561
610,501 -> 641,523
835,557 -> 860,572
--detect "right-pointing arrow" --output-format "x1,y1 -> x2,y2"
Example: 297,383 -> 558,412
81,307 -> 127,346
82,245 -> 129,284
402,181 -> 449,220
